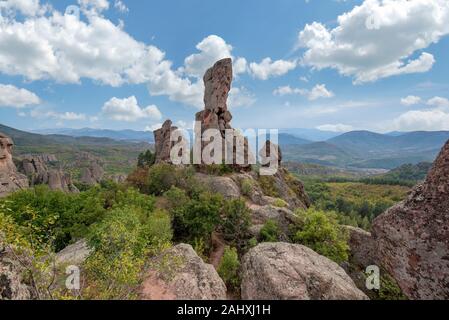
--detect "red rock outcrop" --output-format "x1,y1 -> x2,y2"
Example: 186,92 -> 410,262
153,120 -> 179,164
0,133 -> 29,197
195,58 -> 252,169
372,140 -> 449,300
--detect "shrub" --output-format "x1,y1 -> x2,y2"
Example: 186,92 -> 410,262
218,247 -> 240,290
146,164 -> 201,196
272,198 -> 288,208
137,150 -> 156,168
293,208 -> 349,263
240,179 -> 253,197
85,205 -> 172,299
260,219 -> 281,242
221,198 -> 251,249
258,175 -> 280,198
172,192 -> 223,244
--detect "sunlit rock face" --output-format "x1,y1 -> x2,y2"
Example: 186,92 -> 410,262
0,133 -> 28,198
372,139 -> 449,300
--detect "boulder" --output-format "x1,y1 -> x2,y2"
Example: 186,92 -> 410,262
344,226 -> 376,268
372,140 -> 449,300
55,239 -> 92,267
140,244 -> 226,300
241,243 -> 368,300
0,133 -> 29,198
194,173 -> 241,199
247,203 -> 297,240
0,241 -> 31,300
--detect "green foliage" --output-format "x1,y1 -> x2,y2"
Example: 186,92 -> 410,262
260,219 -> 281,242
85,205 -> 172,299
204,163 -> 235,176
240,179 -> 254,197
221,198 -> 251,249
137,150 -> 156,168
146,164 -> 201,196
302,180 -> 409,230
272,198 -> 288,208
377,273 -> 408,300
293,208 -> 349,263
258,175 -> 280,198
218,247 -> 241,290
171,192 -> 223,245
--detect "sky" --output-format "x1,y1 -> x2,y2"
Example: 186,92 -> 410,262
1,0 -> 449,133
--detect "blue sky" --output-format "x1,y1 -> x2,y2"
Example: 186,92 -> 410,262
1,0 -> 449,133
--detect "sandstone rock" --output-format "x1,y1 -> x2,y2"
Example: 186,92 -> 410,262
140,244 -> 226,300
247,203 -> 297,240
372,140 -> 449,300
55,239 -> 92,267
241,242 -> 368,300
154,120 -> 179,164
19,155 -> 78,192
195,58 -> 253,169
344,226 -> 376,268
0,133 -> 29,198
0,241 -> 31,300
194,173 -> 241,199
80,162 -> 104,186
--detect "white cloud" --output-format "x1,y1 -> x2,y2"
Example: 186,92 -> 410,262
0,0 -> 45,16
0,5 -> 255,110
228,87 -> 256,108
427,96 -> 449,109
0,84 -> 40,108
391,95 -> 449,131
249,58 -> 296,80
102,96 -> 162,122
78,0 -> 109,15
30,109 -> 86,121
273,84 -> 334,101
183,35 -> 233,78
401,95 -> 422,106
317,123 -> 354,132
114,0 -> 128,13
297,0 -> 449,83
144,123 -> 162,132
392,109 -> 449,131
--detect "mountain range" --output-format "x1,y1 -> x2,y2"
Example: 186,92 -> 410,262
5,124 -> 449,170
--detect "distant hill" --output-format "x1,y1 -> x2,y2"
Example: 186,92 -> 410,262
281,130 -> 449,170
282,142 -> 357,167
279,128 -> 341,141
278,134 -> 311,145
33,127 -> 155,143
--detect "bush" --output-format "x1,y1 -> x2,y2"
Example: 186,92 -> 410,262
221,198 -> 251,249
146,164 -> 201,196
258,175 -> 280,198
293,208 -> 349,263
218,247 -> 240,290
172,192 -> 223,244
272,198 -> 288,208
240,179 -> 253,197
260,219 -> 281,242
85,205 -> 172,299
137,150 -> 156,168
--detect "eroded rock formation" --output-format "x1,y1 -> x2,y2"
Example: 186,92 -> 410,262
372,140 -> 449,300
153,120 -> 179,164
0,133 -> 29,198
19,155 -> 78,193
241,243 -> 368,300
140,244 -> 227,300
194,58 -> 253,169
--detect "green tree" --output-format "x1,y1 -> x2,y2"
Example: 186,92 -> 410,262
218,246 -> 241,290
294,208 -> 349,263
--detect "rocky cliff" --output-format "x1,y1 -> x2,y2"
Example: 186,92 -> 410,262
19,155 -> 78,193
372,139 -> 449,299
0,133 -> 29,198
